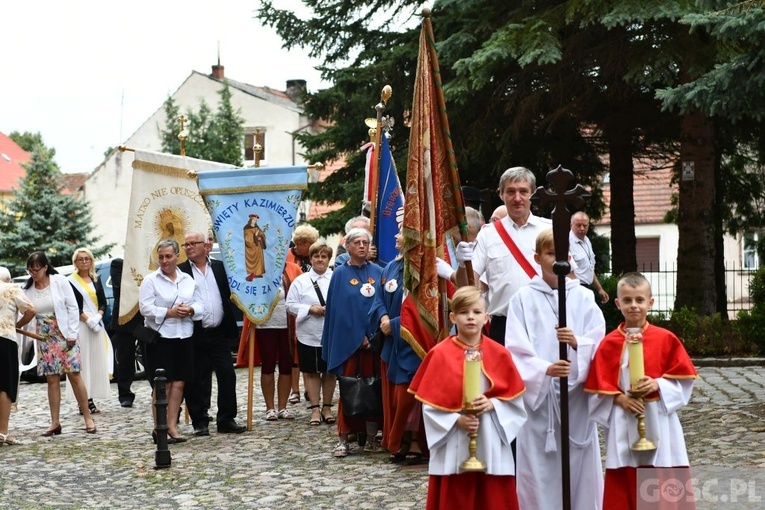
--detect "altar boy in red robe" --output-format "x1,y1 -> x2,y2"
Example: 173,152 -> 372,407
585,272 -> 697,510
409,287 -> 527,510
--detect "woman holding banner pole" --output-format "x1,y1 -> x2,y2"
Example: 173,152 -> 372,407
369,230 -> 425,463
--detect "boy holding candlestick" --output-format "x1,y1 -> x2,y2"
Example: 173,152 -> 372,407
505,229 -> 606,510
585,272 -> 698,510
409,286 -> 527,510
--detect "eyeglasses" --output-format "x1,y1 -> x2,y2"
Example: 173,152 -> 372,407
182,241 -> 205,249
350,241 -> 370,246
75,257 -> 91,262
27,266 -> 46,275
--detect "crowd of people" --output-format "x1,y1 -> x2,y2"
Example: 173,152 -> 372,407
0,166 -> 698,510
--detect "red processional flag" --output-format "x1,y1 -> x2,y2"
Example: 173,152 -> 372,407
400,14 -> 467,357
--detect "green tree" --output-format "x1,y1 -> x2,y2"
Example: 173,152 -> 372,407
0,134 -> 113,275
261,0 -> 763,320
160,81 -> 244,166
656,1 -> 765,314
210,82 -> 244,166
158,96 -> 181,156
9,131 -> 47,153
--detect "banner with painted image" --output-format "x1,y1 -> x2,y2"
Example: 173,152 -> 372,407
119,150 -> 233,324
197,166 -> 307,324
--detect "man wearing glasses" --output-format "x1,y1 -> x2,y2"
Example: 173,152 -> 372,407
179,231 -> 246,436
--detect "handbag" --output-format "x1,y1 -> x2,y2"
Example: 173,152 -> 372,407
369,329 -> 385,355
337,350 -> 383,420
133,325 -> 160,345
133,296 -> 176,345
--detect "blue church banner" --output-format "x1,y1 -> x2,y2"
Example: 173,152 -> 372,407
197,166 -> 307,324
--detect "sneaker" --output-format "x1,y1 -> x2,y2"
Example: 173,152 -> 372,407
333,441 -> 349,458
277,408 -> 295,420
265,409 -> 278,421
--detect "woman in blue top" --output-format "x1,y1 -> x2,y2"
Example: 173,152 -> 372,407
321,228 -> 383,458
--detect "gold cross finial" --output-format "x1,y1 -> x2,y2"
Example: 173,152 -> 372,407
178,114 -> 189,156
253,129 -> 263,167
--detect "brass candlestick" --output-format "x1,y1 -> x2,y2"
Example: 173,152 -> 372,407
627,388 -> 657,451
460,348 -> 486,472
459,402 -> 487,472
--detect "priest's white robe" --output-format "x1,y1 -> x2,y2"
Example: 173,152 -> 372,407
505,276 -> 606,510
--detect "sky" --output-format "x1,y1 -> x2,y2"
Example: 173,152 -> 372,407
0,0 -> 329,174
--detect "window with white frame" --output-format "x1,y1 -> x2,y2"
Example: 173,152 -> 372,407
743,233 -> 759,270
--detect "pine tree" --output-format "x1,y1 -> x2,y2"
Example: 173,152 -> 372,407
0,136 -> 113,275
210,82 -> 244,166
159,82 -> 244,166
158,96 -> 181,155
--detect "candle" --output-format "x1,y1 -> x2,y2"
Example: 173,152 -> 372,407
463,349 -> 483,405
626,327 -> 645,388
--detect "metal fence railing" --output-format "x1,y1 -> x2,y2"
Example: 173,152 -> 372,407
607,263 -> 758,318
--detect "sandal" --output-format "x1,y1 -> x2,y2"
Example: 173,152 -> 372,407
88,398 -> 101,415
288,390 -> 301,404
0,432 -> 16,446
307,405 -> 321,426
389,451 -> 407,463
277,408 -> 295,420
321,403 -> 336,424
405,438 -> 425,464
265,409 -> 278,421
333,441 -> 349,458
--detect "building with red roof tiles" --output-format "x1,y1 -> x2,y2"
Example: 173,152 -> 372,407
593,162 -> 755,315
60,172 -> 88,197
0,132 -> 30,203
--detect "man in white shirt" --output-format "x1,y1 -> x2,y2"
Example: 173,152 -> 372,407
455,167 -> 551,344
569,211 -> 609,303
179,231 -> 245,436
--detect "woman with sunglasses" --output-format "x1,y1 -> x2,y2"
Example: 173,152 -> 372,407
23,251 -> 97,435
66,247 -> 111,415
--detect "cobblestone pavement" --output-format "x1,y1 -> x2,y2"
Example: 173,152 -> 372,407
1,365 -> 764,509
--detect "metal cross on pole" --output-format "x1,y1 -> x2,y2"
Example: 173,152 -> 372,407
530,164 -> 590,510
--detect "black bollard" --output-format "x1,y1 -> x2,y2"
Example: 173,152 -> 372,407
153,368 -> 172,469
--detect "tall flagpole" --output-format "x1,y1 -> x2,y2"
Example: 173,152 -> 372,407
245,133 -> 264,431
368,85 -> 392,238
421,10 -> 474,286
530,165 -> 590,510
